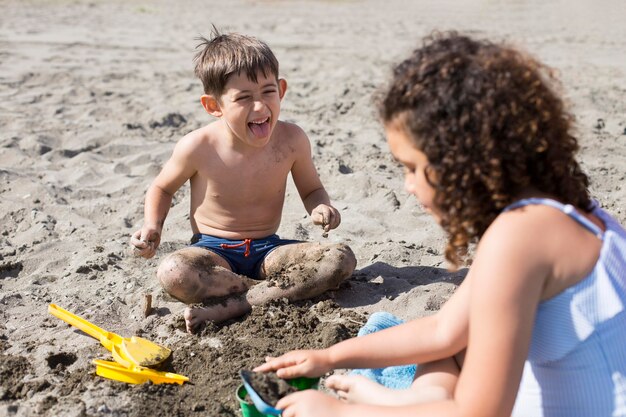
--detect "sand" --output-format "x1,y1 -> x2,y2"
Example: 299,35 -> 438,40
1,0 -> 625,415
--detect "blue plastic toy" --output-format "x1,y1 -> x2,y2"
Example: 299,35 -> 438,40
239,370 -> 282,416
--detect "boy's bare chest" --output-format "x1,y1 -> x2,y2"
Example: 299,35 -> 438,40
194,150 -> 293,197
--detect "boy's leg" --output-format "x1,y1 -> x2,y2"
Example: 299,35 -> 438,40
182,242 -> 356,332
256,241 -> 357,301
157,247 -> 259,332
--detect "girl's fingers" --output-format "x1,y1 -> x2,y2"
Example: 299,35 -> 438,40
276,391 -> 299,410
275,363 -> 304,379
276,390 -> 312,412
253,354 -> 300,372
252,356 -> 276,372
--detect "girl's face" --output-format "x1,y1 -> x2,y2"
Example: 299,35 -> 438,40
385,123 -> 442,223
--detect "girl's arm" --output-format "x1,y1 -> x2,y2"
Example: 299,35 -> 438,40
328,276 -> 470,370
278,212 -> 550,417
256,274 -> 471,378
452,210 -> 549,416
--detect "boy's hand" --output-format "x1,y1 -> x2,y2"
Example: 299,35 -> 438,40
253,349 -> 333,379
130,228 -> 161,259
311,204 -> 341,233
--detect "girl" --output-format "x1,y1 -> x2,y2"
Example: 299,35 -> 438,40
255,33 -> 626,417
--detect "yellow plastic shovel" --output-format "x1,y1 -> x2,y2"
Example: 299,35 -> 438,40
93,359 -> 189,385
48,304 -> 171,367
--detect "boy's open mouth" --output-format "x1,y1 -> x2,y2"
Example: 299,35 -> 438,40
248,117 -> 270,138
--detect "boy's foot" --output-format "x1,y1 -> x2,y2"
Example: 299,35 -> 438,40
183,296 -> 251,334
184,305 -> 219,334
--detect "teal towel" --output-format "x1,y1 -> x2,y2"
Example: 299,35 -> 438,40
349,312 -> 416,389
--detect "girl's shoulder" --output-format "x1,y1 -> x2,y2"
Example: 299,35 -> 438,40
477,199 -> 605,300
484,201 -> 575,245
485,198 -> 602,244
477,203 -> 564,269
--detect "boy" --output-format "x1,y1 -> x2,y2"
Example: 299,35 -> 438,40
130,30 -> 356,333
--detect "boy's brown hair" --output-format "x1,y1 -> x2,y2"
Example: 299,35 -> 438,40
380,32 -> 591,268
193,27 -> 279,96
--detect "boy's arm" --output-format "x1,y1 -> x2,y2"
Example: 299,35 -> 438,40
303,189 -> 339,232
130,183 -> 174,258
131,135 -> 199,258
289,126 -> 340,231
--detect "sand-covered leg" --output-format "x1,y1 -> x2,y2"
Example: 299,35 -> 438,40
183,295 -> 253,333
157,247 -> 258,302
183,242 -> 357,330
254,242 -> 357,303
157,247 -> 258,333
163,243 -> 355,333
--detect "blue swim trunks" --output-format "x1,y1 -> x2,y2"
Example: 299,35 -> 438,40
190,234 -> 300,279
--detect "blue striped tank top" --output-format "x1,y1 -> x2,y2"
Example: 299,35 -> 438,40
505,198 -> 626,417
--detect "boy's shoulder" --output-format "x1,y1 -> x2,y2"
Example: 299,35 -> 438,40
275,119 -> 305,134
274,120 -> 309,145
175,121 -> 220,150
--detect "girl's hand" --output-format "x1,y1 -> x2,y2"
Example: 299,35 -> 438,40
253,349 -> 333,379
277,390 -> 345,417
311,204 -> 341,232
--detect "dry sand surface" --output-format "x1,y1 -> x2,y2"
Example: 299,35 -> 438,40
1,0 -> 625,415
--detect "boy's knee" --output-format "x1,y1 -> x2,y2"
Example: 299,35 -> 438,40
157,254 -> 182,289
332,243 -> 357,275
324,243 -> 357,286
156,253 -> 200,302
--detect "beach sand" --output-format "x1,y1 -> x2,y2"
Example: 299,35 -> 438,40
1,0 -> 625,415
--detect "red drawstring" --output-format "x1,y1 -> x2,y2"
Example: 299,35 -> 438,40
220,238 -> 252,257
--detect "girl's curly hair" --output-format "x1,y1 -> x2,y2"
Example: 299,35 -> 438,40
380,32 -> 591,268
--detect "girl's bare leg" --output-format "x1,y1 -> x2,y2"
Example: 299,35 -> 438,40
328,353 -> 464,406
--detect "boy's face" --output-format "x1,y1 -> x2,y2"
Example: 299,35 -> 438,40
206,71 -> 286,148
385,123 -> 442,223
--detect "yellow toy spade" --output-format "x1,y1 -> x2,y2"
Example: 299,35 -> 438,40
94,344 -> 188,385
48,304 -> 171,368
93,357 -> 188,385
